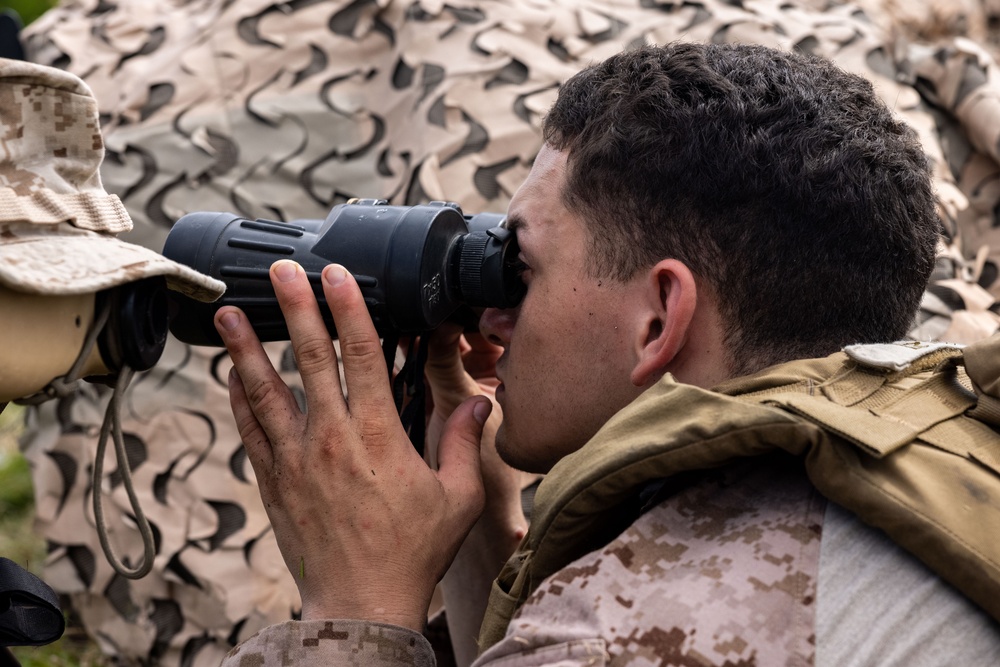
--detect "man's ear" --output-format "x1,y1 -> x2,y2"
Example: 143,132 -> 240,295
630,259 -> 698,387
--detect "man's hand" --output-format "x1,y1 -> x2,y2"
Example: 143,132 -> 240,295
215,260 -> 490,631
423,324 -> 531,667
425,324 -> 527,534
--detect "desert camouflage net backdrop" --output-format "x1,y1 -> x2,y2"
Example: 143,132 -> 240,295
17,0 -> 1000,664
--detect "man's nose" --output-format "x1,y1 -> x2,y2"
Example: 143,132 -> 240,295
479,306 -> 517,347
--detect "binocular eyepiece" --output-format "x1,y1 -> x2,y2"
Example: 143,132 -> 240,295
162,199 -> 526,346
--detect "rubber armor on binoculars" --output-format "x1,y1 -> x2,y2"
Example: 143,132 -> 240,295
162,199 -> 526,346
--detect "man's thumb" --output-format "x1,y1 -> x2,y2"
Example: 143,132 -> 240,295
436,396 -> 491,505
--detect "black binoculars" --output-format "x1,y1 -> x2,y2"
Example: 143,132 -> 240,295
161,199 -> 526,346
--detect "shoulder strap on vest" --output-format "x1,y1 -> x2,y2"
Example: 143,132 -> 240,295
728,337 -> 1000,627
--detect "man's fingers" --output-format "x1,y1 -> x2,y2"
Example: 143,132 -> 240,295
227,366 -> 274,472
270,260 -> 347,418
427,322 -> 465,356
436,397 -> 490,516
321,264 -> 394,414
425,323 -> 468,388
216,306 -> 301,444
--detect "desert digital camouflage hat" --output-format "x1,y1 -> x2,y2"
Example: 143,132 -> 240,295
0,58 -> 224,302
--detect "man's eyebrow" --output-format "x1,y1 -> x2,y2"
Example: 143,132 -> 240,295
503,214 -> 526,233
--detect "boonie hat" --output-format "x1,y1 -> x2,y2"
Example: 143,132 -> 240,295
0,58 -> 224,301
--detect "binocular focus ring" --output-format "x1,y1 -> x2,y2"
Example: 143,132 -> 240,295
458,231 -> 491,304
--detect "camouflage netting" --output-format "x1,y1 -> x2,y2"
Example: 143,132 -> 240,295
17,0 -> 1000,664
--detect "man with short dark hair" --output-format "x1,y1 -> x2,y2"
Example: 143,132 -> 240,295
540,43 -> 938,375
217,42 -> 1000,666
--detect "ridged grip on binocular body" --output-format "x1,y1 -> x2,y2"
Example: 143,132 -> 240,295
162,201 -> 522,346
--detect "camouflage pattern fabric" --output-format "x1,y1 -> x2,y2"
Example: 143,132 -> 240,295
224,620 -> 435,667
852,0 -> 991,49
221,459 -> 824,667
903,38 -> 1000,342
480,459 -> 824,667
24,337 -> 303,665
848,1 -> 1000,341
0,58 -> 223,302
18,0 -> 1000,664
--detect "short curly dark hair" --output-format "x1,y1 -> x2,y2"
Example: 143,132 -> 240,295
543,42 -> 940,375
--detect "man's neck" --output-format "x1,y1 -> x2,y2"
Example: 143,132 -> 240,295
667,292 -> 732,389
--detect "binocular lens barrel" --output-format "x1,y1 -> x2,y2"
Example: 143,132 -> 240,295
162,200 -> 525,346
98,276 -> 170,372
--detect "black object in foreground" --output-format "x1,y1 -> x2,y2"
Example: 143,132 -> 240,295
0,557 -> 64,648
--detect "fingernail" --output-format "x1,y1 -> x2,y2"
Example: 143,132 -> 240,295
229,366 -> 240,385
473,399 -> 491,426
325,264 -> 347,287
219,311 -> 240,331
273,261 -> 298,282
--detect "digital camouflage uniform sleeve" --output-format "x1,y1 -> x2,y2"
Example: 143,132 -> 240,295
222,620 -> 435,667
477,459 -> 825,667
18,0 -> 1000,665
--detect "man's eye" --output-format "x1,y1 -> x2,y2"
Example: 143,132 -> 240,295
512,259 -> 531,282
